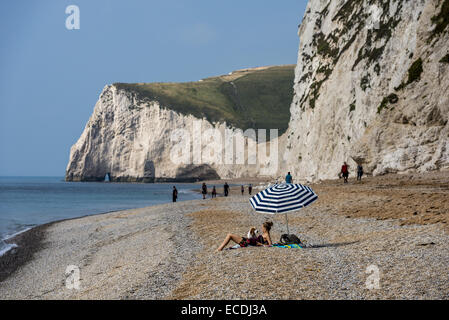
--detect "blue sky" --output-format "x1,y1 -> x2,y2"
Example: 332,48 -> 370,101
0,0 -> 308,176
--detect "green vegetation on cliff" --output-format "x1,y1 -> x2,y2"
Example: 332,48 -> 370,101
377,93 -> 399,114
114,65 -> 295,134
440,53 -> 449,63
395,58 -> 424,91
429,0 -> 449,41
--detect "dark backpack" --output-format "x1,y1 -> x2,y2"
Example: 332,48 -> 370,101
279,234 -> 302,245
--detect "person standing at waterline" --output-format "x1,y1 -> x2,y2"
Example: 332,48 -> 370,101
224,182 -> 229,197
285,172 -> 293,184
202,183 -> 208,199
172,186 -> 178,202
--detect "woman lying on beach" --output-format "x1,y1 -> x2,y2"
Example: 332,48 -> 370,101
216,221 -> 273,251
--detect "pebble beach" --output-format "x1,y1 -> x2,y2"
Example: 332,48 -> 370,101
0,172 -> 448,299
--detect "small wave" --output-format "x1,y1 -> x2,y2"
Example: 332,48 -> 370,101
0,241 -> 18,257
178,189 -> 196,194
3,227 -> 32,241
0,227 -> 32,257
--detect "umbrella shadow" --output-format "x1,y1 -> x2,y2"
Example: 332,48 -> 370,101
304,240 -> 359,249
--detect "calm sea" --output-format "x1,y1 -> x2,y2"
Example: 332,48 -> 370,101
0,177 -> 203,255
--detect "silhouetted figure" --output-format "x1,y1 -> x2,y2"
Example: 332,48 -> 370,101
224,182 -> 229,197
202,183 -> 207,199
357,164 -> 364,181
341,162 -> 349,183
241,185 -> 244,195
172,186 -> 178,202
248,184 -> 253,195
212,186 -> 217,198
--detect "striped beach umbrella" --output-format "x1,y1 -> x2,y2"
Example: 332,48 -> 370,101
249,183 -> 318,234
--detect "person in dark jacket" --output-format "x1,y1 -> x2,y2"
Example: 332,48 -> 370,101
201,183 -> 207,199
357,164 -> 364,181
224,182 -> 229,197
248,184 -> 253,195
212,186 -> 217,198
172,186 -> 178,202
241,185 -> 244,195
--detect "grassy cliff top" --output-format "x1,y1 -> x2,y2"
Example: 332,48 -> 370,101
114,65 -> 295,134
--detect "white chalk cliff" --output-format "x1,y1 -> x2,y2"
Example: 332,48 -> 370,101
67,0 -> 449,182
282,0 -> 449,181
65,83 -> 279,182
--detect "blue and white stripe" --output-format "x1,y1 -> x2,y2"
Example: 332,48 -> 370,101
249,183 -> 318,214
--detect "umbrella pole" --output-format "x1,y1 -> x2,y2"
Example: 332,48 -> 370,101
285,213 -> 289,234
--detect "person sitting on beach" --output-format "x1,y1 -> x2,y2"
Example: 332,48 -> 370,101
216,221 -> 273,251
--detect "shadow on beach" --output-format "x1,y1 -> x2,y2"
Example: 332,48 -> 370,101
304,241 -> 359,249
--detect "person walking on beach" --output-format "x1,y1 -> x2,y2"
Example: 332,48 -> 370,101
285,172 -> 293,184
212,186 -> 217,198
216,221 -> 273,251
224,182 -> 229,197
172,186 -> 178,202
248,184 -> 252,195
241,185 -> 244,195
201,183 -> 208,199
357,164 -> 364,181
341,162 -> 349,183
